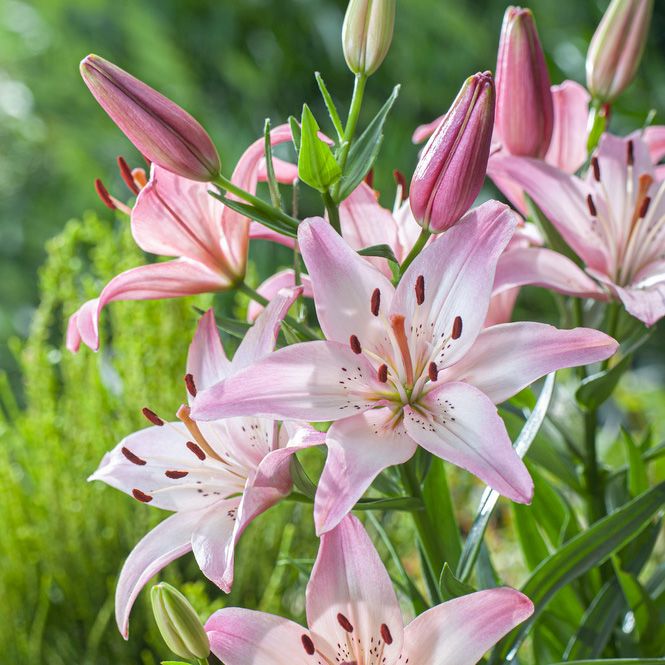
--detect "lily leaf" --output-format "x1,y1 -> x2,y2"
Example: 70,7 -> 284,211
358,243 -> 399,264
335,84 -> 400,202
288,115 -> 301,154
491,482 -> 665,663
315,72 -> 344,141
298,104 -> 341,192
439,563 -> 477,601
457,373 -> 556,582
552,660 -> 665,665
576,352 -> 632,410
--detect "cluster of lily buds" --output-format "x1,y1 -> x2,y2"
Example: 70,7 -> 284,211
410,72 -> 495,233
342,0 -> 396,77
81,54 -> 221,181
495,6 -> 553,158
586,0 -> 654,103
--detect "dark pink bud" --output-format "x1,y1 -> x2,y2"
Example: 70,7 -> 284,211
80,54 -> 221,182
410,72 -> 495,233
495,7 -> 553,158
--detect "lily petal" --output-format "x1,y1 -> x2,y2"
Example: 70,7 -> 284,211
192,341 -> 384,422
116,510 -> 199,638
444,322 -> 618,404
191,500 -> 239,592
488,154 -> 610,273
67,259 -> 227,352
299,217 -> 395,347
545,80 -> 591,173
247,270 -> 313,322
314,409 -> 417,534
394,201 -> 517,368
401,588 -> 534,665
187,309 -> 232,393
231,286 -> 302,373
307,515 -> 404,661
493,246 -> 606,299
643,125 -> 665,163
405,381 -> 533,503
206,608 -> 312,665
249,221 -> 296,248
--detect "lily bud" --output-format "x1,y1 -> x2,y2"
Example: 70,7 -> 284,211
495,7 -> 553,158
586,0 -> 654,103
342,0 -> 396,77
151,583 -> 210,660
410,72 -> 495,233
81,54 -> 221,181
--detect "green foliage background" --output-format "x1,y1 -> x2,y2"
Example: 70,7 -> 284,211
1,1 -> 664,663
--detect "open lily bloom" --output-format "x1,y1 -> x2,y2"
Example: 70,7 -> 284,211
67,124 -> 296,352
206,515 -> 534,665
90,288 -> 324,637
491,133 -> 665,326
192,210 -> 617,534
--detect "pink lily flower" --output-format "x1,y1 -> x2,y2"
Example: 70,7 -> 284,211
67,124 -> 296,352
192,209 -> 617,534
89,288 -> 324,637
491,132 -> 665,326
206,514 -> 534,665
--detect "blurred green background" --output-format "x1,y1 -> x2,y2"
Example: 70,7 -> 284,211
1,1 -> 664,663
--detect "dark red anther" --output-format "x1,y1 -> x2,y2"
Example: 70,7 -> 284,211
117,156 -> 140,194
165,470 -> 189,479
337,613 -> 354,633
301,634 -> 316,655
415,275 -> 425,305
393,169 -> 409,198
586,194 -> 597,217
627,140 -> 635,166
428,362 -> 439,382
121,447 -> 146,466
639,196 -> 651,219
371,288 -> 381,316
186,441 -> 206,461
380,623 -> 393,645
591,157 -> 601,182
452,316 -> 463,340
378,363 -> 389,383
350,335 -> 362,354
94,178 -> 116,210
142,407 -> 164,426
184,373 -> 197,397
364,168 -> 375,189
132,488 -> 153,503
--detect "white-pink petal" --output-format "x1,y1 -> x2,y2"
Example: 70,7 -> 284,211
401,588 -> 534,665
307,516 -> 404,661
247,270 -> 313,322
444,322 -> 618,404
187,308 -> 232,393
405,381 -> 533,503
314,409 -> 417,534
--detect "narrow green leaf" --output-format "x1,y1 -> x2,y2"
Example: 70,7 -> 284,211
298,104 -> 341,192
210,192 -> 298,238
525,195 -> 584,268
161,661 -> 190,665
357,244 -> 399,264
353,496 -> 421,511
289,454 -> 317,499
263,118 -> 283,209
288,115 -> 301,154
315,72 -> 344,141
492,482 -> 665,663
423,456 -> 462,571
513,502 -> 551,571
335,84 -> 400,202
621,428 -> 649,498
439,563 -> 477,601
576,352 -> 632,410
457,374 -> 556,582
213,315 -> 252,339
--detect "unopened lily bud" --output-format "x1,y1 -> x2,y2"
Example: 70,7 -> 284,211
81,54 -> 221,181
410,72 -> 495,233
151,583 -> 210,660
586,0 -> 654,103
495,7 -> 553,158
342,0 -> 396,77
